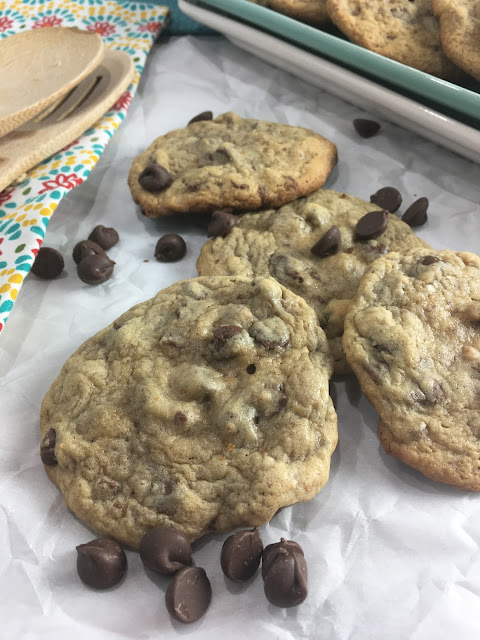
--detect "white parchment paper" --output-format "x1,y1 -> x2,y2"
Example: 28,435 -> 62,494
1,35 -> 480,640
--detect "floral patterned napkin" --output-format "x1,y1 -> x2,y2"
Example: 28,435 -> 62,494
0,0 -> 168,334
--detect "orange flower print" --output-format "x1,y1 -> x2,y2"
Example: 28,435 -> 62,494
86,21 -> 116,37
32,15 -> 63,29
138,21 -> 163,34
112,91 -> 132,111
0,16 -> 13,32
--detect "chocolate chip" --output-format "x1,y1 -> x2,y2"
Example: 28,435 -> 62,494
207,210 -> 238,237
276,382 -> 288,412
40,428 -> 57,466
421,255 -> 440,265
139,526 -> 192,575
154,234 -> 186,262
165,566 -> 211,624
31,247 -> 64,279
370,187 -> 402,213
188,111 -> 213,125
221,528 -> 263,582
402,197 -> 429,227
355,210 -> 388,240
88,225 -> 119,250
362,362 -> 381,384
77,254 -> 115,285
72,240 -> 106,265
353,118 -> 380,138
76,538 -> 127,589
246,364 -> 256,374
212,325 -> 242,348
175,411 -> 187,425
212,149 -> 231,165
138,164 -> 172,192
311,225 -> 341,257
261,539 -> 308,608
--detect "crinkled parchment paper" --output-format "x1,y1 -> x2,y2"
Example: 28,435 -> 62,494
1,35 -> 480,640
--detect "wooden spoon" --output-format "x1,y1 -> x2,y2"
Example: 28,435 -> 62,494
0,48 -> 135,193
0,27 -> 104,138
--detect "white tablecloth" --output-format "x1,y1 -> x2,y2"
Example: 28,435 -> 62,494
1,35 -> 480,640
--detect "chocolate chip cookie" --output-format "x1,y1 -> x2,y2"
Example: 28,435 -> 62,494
343,249 -> 480,490
432,0 -> 480,82
40,276 -> 337,546
249,0 -> 330,26
128,112 -> 337,218
325,0 -> 463,80
196,189 -> 429,374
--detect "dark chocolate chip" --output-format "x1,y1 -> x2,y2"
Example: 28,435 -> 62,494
72,240 -> 106,265
211,149 -> 231,165
246,364 -> 256,374
262,539 -> 308,608
188,111 -> 213,125
207,210 -> 238,237
261,539 -> 304,579
275,382 -> 288,412
212,325 -> 242,348
88,225 -> 119,250
221,528 -> 263,582
77,254 -> 115,285
154,234 -> 186,262
139,526 -> 192,575
40,428 -> 57,466
138,164 -> 172,192
362,362 -> 381,384
402,197 -> 429,227
353,118 -> 381,138
175,411 -> 187,426
76,538 -> 127,589
370,187 -> 402,213
421,255 -> 440,266
310,225 -> 341,257
165,566 -> 211,624
30,247 -> 64,279
355,210 -> 388,240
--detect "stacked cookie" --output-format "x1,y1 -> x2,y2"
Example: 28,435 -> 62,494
39,111 -> 480,556
343,249 -> 480,491
40,276 -> 338,546
40,112 -> 341,547
197,189 -> 429,374
248,0 -> 330,27
251,0 -> 480,83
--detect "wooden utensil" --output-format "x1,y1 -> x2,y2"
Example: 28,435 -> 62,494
0,48 -> 135,194
0,27 -> 104,138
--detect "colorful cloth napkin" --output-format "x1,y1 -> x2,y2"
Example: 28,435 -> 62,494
0,0 -> 168,335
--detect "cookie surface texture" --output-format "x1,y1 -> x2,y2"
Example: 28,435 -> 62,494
197,189 -> 429,374
128,112 -> 337,217
40,276 -> 337,546
432,0 -> 480,82
249,0 -> 329,26
325,0 -> 461,79
343,250 -> 480,490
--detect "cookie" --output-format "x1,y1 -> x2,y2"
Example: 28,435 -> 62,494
40,276 -> 337,546
197,189 -> 429,374
325,0 -> 462,80
249,0 -> 330,26
432,0 -> 480,83
343,249 -> 480,491
128,112 -> 337,218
